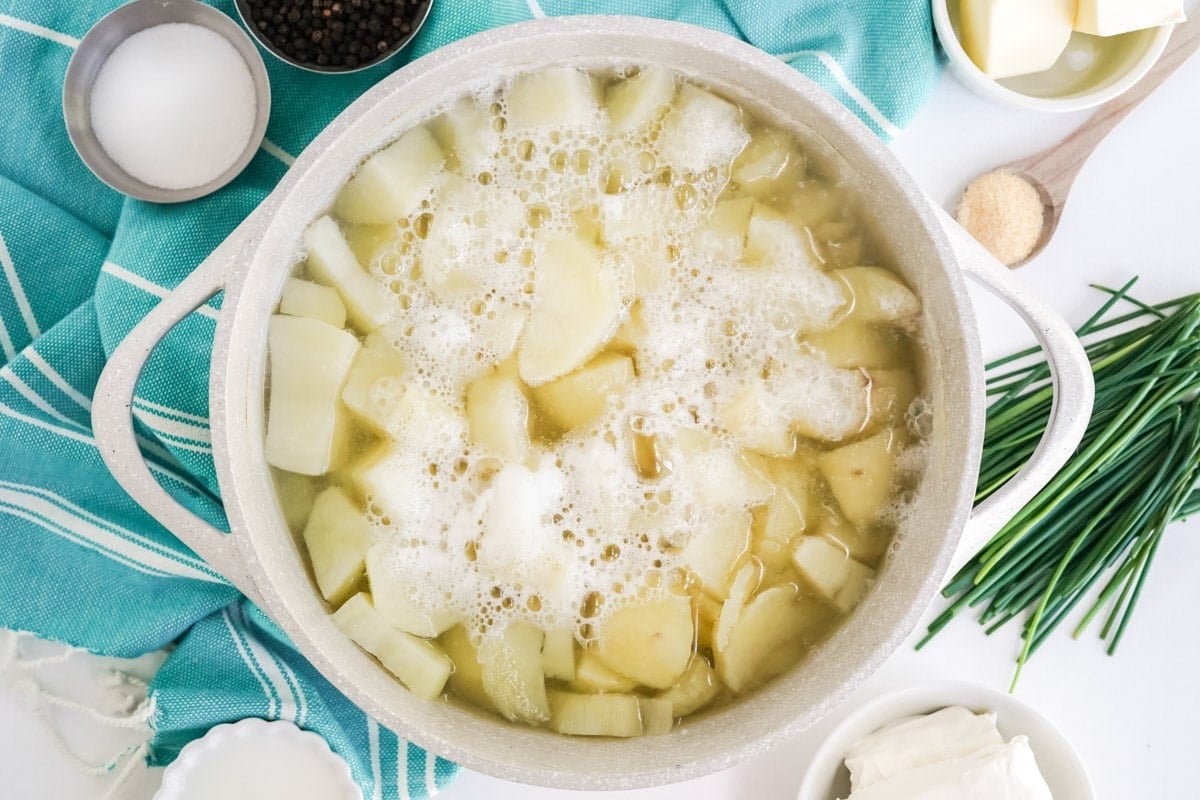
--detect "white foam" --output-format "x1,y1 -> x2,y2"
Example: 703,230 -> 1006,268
328,67 -> 926,647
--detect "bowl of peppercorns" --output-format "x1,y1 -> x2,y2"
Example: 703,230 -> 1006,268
235,0 -> 432,73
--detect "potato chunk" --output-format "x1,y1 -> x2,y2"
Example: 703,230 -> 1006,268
466,372 -> 531,462
303,216 -> 394,332
606,67 -> 675,133
440,625 -> 495,712
657,84 -> 749,175
541,627 -> 577,682
792,535 -> 875,613
265,314 -> 359,475
430,96 -> 498,173
479,620 -> 550,724
817,430 -> 898,526
803,323 -> 909,370
341,335 -> 405,432
506,68 -> 599,129
333,126 -> 443,224
732,128 -> 798,195
692,196 -> 754,261
571,650 -> 638,693
531,352 -> 634,433
332,592 -> 452,700
714,585 -> 809,692
593,595 -> 694,689
366,543 -> 459,638
834,267 -> 921,325
302,487 -> 371,606
518,235 -> 623,385
279,278 -> 347,328
656,656 -> 721,717
547,690 -> 642,738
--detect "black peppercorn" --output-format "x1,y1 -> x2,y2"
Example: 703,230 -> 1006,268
244,0 -> 428,71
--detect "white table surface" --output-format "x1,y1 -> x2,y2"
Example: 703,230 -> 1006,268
4,38 -> 1200,800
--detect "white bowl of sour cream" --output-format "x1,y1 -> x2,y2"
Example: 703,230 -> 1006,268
797,681 -> 1094,800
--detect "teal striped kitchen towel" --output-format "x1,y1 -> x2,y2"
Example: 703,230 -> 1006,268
0,0 -> 939,796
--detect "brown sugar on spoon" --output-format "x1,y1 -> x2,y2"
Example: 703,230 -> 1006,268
954,171 -> 1045,266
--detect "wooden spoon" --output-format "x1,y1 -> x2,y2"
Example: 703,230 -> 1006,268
957,13 -> 1200,267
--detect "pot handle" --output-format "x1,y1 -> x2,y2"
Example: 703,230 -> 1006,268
933,206 -> 1095,578
92,227 -> 263,604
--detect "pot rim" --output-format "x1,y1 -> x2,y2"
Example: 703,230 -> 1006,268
209,16 -> 983,790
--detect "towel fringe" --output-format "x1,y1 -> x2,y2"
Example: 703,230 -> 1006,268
0,630 -> 155,789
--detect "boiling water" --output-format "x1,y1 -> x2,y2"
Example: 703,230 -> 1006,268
269,66 -> 929,733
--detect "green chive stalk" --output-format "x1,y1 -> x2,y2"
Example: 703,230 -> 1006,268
918,281 -> 1200,686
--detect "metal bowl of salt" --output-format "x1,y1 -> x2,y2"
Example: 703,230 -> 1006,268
63,0 -> 272,204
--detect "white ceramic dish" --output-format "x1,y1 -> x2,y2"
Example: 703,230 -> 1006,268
153,718 -> 361,800
797,681 -> 1095,800
932,0 -> 1174,112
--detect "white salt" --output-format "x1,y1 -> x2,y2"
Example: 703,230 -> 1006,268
90,23 -> 257,191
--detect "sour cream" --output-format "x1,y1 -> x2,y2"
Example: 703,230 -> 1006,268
840,705 -> 1053,800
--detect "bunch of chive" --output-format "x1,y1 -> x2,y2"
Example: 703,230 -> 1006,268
919,280 -> 1200,685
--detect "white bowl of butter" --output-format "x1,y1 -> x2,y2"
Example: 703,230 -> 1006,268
932,0 -> 1179,111
797,681 -> 1094,800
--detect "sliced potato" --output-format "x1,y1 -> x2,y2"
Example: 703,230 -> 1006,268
440,625 -> 495,712
638,696 -> 675,736
542,627 -> 577,682
679,509 -> 752,599
342,222 -> 401,270
606,67 -> 675,133
732,128 -> 798,194
743,205 -> 809,264
715,560 -> 760,652
792,535 -> 875,613
303,215 -> 394,332
479,620 -> 550,724
803,323 -> 909,370
273,469 -> 316,533
265,314 -> 359,475
466,372 -> 531,462
341,335 -> 405,432
814,511 -> 888,566
720,379 -> 795,457
518,235 -> 624,385
430,96 -> 498,173
279,278 -> 347,329
657,83 -> 750,175
834,267 -> 921,325
531,352 -> 634,433
548,690 -> 642,738
751,488 -> 806,573
817,431 -> 898,526
333,126 -> 443,224
332,592 -> 452,700
506,68 -> 599,129
865,369 -> 918,434
571,650 -> 639,693
675,428 -> 775,511
366,544 -> 459,638
657,656 -> 721,717
593,595 -> 694,689
714,584 -> 809,693
302,487 -> 371,606
693,196 -> 754,261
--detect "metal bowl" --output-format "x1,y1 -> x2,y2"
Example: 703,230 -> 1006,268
62,0 -> 271,203
232,0 -> 433,74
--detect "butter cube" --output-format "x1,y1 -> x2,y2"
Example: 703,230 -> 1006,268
1075,0 -> 1185,37
960,0 -> 1074,79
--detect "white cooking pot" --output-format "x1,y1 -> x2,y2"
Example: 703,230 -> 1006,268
92,17 -> 1093,790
